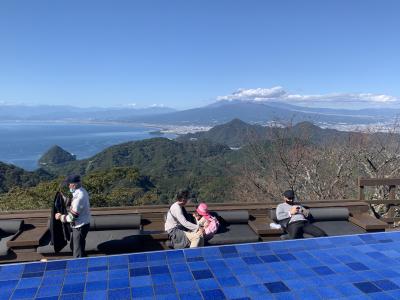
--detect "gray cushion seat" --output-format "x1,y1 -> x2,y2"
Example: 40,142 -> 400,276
0,220 -> 24,257
307,207 -> 365,236
271,207 -> 365,237
207,210 -> 259,245
37,214 -> 142,255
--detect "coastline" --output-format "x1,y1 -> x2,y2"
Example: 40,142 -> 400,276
0,119 -> 212,135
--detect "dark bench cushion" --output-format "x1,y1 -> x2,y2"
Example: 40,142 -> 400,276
207,224 -> 259,245
214,210 -> 249,224
0,220 -> 24,236
91,214 -> 141,230
38,214 -> 142,255
37,229 -> 142,254
0,235 -> 15,256
310,221 -> 365,236
207,210 -> 258,245
309,207 -> 349,221
0,220 -> 24,257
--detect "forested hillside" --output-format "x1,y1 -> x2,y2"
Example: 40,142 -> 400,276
1,119 -> 400,212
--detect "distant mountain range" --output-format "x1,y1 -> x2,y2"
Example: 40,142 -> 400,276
1,101 -> 399,126
130,101 -> 397,126
0,105 -> 176,121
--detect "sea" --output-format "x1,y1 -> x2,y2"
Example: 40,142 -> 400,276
0,121 -> 176,171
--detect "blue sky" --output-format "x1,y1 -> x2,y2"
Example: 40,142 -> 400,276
0,0 -> 399,109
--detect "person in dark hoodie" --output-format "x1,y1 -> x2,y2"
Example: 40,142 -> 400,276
276,190 -> 327,239
55,175 -> 91,257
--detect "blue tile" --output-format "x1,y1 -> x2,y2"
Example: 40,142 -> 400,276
187,256 -> 204,262
12,287 -> 38,299
218,276 -> 240,287
88,265 -> 107,272
46,261 -> 67,271
130,275 -> 152,287
130,267 -> 149,277
154,284 -> 176,295
197,278 -> 219,290
314,286 -> 342,299
347,262 -> 370,271
23,262 -> 45,273
17,277 -> 42,288
64,273 -> 87,284
131,285 -> 154,297
264,281 -> 290,293
368,292 -> 397,300
152,273 -> 173,285
86,271 -> 107,282
37,285 -> 62,297
353,281 -> 382,293
312,266 -> 335,276
192,269 -> 214,280
222,286 -> 248,299
220,246 -> 238,255
150,265 -> 170,275
372,279 -> 400,291
242,256 -> 263,265
59,294 -> 84,300
86,280 -> 108,291
108,288 -> 131,300
172,271 -> 193,282
0,279 -> 18,289
178,291 -> 203,300
201,289 -> 226,300
169,263 -> 189,273
276,253 -> 297,261
62,283 -> 85,294
244,284 -> 268,296
109,277 -> 130,289
260,255 -> 280,263
22,271 -> 43,278
109,269 -> 129,279
175,280 -> 197,294
0,290 -> 13,300
84,290 -> 107,300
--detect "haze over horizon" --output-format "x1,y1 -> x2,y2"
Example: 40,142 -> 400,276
1,0 -> 400,109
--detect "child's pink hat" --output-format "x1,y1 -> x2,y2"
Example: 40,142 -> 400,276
196,203 -> 209,216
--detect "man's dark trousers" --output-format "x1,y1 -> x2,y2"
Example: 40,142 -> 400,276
70,223 -> 90,258
287,221 -> 327,239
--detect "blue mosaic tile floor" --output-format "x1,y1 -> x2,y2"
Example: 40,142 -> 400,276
2,232 -> 400,299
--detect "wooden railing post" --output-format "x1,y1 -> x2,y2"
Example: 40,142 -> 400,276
358,177 -> 365,201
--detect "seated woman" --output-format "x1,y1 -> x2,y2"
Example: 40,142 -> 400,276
193,203 -> 220,240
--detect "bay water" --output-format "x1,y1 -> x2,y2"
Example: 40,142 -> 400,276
0,121 -> 175,171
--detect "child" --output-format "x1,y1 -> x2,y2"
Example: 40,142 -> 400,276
193,203 -> 220,239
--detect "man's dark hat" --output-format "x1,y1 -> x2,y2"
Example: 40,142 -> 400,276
283,190 -> 295,200
64,175 -> 81,184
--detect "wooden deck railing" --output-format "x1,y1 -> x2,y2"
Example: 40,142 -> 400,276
358,177 -> 400,222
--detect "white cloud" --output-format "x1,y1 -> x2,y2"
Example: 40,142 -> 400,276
217,86 -> 287,101
217,87 -> 399,107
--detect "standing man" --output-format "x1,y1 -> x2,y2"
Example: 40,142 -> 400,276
165,189 -> 205,248
55,175 -> 91,257
276,190 -> 327,239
